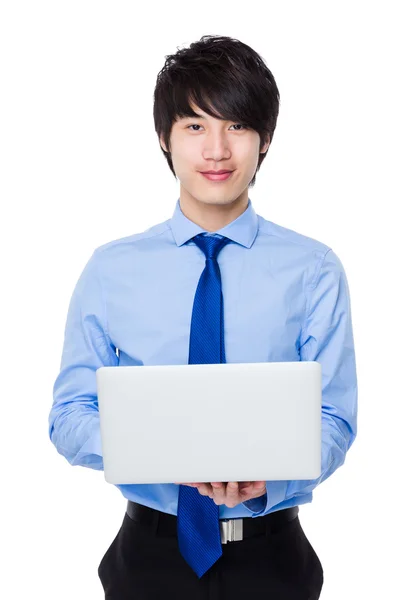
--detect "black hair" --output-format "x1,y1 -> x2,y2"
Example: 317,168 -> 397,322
153,35 -> 280,188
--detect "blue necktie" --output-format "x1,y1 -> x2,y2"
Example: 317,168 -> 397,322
177,232 -> 232,579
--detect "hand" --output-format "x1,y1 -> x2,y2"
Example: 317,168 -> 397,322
174,481 -> 267,509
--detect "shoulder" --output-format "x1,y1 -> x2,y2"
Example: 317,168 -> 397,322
256,214 -> 334,279
92,219 -> 171,262
257,214 -> 331,256
255,214 -> 348,286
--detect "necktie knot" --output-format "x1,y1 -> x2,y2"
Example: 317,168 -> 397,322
191,233 -> 231,261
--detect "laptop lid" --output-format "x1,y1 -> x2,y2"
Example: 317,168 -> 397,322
96,361 -> 322,484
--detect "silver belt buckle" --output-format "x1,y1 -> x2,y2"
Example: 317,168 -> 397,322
220,518 -> 244,544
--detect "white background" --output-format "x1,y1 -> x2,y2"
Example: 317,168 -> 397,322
1,1 -> 418,598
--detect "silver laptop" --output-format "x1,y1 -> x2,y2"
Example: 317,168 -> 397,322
96,361 -> 322,485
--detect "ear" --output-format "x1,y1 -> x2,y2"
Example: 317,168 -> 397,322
159,135 -> 168,153
260,134 -> 271,154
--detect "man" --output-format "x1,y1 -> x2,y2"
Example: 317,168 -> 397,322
49,34 -> 357,599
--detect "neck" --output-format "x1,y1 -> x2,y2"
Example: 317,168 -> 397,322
179,189 -> 249,232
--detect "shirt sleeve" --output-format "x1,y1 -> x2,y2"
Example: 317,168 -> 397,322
254,248 -> 358,516
48,250 -> 118,470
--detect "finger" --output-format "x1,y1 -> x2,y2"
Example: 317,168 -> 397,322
254,481 -> 267,489
210,482 -> 227,501
197,483 -> 214,496
239,481 -> 253,494
226,481 -> 240,499
252,482 -> 267,497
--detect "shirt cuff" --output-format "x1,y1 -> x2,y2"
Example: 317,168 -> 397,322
242,481 -> 288,516
242,492 -> 267,514
71,420 -> 103,470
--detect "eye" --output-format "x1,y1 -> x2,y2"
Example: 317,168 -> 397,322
187,123 -> 248,131
231,124 -> 248,131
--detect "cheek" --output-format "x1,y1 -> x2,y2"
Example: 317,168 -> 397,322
235,144 -> 259,165
173,150 -> 199,172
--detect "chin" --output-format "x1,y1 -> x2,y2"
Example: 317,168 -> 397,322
198,196 -> 236,205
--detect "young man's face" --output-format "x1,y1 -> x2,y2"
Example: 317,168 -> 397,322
160,102 -> 270,212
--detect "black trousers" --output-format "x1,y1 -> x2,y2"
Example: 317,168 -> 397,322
98,502 -> 324,599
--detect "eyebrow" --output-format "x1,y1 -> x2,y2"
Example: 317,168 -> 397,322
183,114 -> 207,120
182,114 -> 233,124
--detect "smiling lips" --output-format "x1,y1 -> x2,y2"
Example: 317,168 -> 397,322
200,170 -> 234,181
201,170 -> 232,174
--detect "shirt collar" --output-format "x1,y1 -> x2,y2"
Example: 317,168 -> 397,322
169,197 -> 259,248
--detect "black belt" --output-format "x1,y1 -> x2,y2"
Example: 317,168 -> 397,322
126,500 -> 299,544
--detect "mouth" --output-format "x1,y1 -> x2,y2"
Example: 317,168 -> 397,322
200,170 -> 234,182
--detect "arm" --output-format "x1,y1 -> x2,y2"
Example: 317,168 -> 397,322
244,248 -> 358,515
48,250 -> 118,470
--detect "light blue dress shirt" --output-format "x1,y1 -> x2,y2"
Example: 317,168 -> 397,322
49,197 -> 358,518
